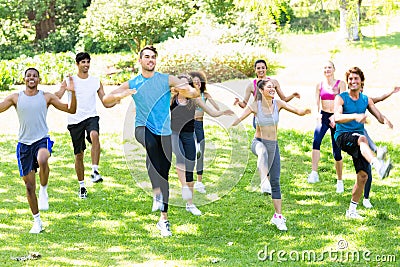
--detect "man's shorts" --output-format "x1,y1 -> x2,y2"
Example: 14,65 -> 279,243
16,137 -> 54,177
336,132 -> 370,174
67,116 -> 100,155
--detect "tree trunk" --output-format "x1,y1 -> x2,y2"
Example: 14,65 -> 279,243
27,1 -> 56,41
339,0 -> 361,41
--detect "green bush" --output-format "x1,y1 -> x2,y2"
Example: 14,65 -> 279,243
290,10 -> 340,33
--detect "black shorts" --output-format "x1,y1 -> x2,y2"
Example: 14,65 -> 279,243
67,116 -> 100,155
16,137 -> 54,177
336,132 -> 369,174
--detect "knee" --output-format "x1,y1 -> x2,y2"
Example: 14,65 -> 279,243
75,152 -> 84,161
358,135 -> 368,144
24,180 -> 36,194
37,153 -> 49,168
357,171 -> 368,183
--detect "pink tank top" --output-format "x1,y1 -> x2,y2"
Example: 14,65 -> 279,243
320,80 -> 340,100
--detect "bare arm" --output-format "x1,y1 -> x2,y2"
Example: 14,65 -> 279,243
234,82 -> 254,108
0,93 -> 18,113
367,97 -> 393,128
371,86 -> 400,104
97,82 -> 117,108
278,99 -> 311,116
48,76 -> 77,114
169,75 -> 199,98
205,92 -> 220,111
274,79 -> 300,102
314,83 -> 321,117
334,95 -> 367,124
231,101 -> 256,126
55,79 -> 67,99
103,82 -> 136,105
196,98 -> 233,117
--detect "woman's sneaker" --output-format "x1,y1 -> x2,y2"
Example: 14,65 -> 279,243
270,214 -> 287,231
363,199 -> 373,209
307,171 -> 319,183
194,181 -> 206,193
186,203 -> 202,216
156,220 -> 172,237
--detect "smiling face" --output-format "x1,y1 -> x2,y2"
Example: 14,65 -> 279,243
260,80 -> 276,98
347,73 -> 362,91
192,76 -> 201,90
139,49 -> 157,72
323,61 -> 335,77
24,68 -> 40,90
77,58 -> 90,74
255,62 -> 267,79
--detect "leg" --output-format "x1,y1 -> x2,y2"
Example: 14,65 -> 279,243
37,148 -> 50,186
308,115 -> 329,182
90,130 -> 100,166
251,139 -> 271,193
75,152 -> 85,182
23,171 -> 39,215
363,165 -> 373,208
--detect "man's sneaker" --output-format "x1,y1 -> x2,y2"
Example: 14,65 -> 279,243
194,181 -> 206,194
375,159 -> 391,179
186,203 -> 202,216
91,171 -> 103,183
376,146 -> 387,160
38,189 -> 49,211
345,209 -> 364,220
181,185 -> 192,200
29,220 -> 43,234
260,179 -> 272,194
363,198 -> 373,209
307,171 -> 319,184
336,180 -> 344,193
270,215 -> 287,231
152,193 -> 164,212
156,220 -> 172,237
79,187 -> 87,199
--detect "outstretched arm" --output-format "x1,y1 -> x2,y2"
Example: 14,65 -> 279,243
278,100 -> 311,116
205,92 -> 220,111
0,93 -> 18,113
371,86 -> 400,104
196,98 -> 233,117
367,97 -> 393,128
169,75 -> 199,98
103,82 -> 136,105
234,82 -> 253,108
274,79 -> 300,102
98,82 -> 117,108
231,102 -> 256,126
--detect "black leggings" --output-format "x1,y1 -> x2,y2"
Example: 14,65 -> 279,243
135,127 -> 171,212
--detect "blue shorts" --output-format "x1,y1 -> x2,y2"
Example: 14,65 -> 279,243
16,137 -> 54,177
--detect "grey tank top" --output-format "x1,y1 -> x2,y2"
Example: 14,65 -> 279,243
255,100 -> 279,126
16,90 -> 49,145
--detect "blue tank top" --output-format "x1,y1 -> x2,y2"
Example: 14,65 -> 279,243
16,90 -> 49,145
195,92 -> 207,111
129,72 -> 171,135
255,100 -> 279,126
334,91 -> 369,140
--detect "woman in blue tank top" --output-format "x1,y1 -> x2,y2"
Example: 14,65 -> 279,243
231,79 -> 311,231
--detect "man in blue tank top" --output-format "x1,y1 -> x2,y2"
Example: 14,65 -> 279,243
0,68 -> 77,233
334,66 -> 392,220
103,46 -> 198,237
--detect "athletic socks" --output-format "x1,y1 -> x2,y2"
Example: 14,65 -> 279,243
79,180 -> 85,188
92,165 -> 99,174
33,213 -> 41,222
349,201 -> 358,213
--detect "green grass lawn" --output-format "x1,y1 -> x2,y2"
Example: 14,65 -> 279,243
0,127 -> 398,266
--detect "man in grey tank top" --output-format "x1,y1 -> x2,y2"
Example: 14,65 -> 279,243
0,68 -> 77,234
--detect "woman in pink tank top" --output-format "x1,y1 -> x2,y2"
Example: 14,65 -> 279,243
307,60 -> 346,192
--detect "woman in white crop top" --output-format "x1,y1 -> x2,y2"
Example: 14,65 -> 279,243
231,79 -> 310,231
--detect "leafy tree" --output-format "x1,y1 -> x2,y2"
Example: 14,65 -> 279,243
79,0 -> 197,54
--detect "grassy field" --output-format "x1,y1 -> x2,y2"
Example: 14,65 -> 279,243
1,13 -> 400,267
0,127 -> 399,266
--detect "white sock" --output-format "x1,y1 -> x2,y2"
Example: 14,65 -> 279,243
92,165 -> 99,174
33,213 -> 41,222
79,180 -> 85,188
40,184 -> 48,192
337,180 -> 343,184
349,201 -> 358,213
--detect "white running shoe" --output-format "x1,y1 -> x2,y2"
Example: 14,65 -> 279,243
345,210 -> 364,220
336,180 -> 344,193
363,199 -> 373,209
270,215 -> 287,231
186,203 -> 202,216
375,159 -> 392,179
91,171 -> 103,183
152,193 -> 164,212
376,146 -> 387,160
181,185 -> 192,200
260,179 -> 272,194
156,220 -> 172,237
38,189 -> 49,211
194,181 -> 206,194
29,220 -> 43,234
307,171 -> 319,184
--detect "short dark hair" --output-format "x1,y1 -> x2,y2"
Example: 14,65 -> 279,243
24,67 -> 39,77
345,66 -> 365,88
76,52 -> 91,63
254,59 -> 267,68
139,45 -> 158,58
